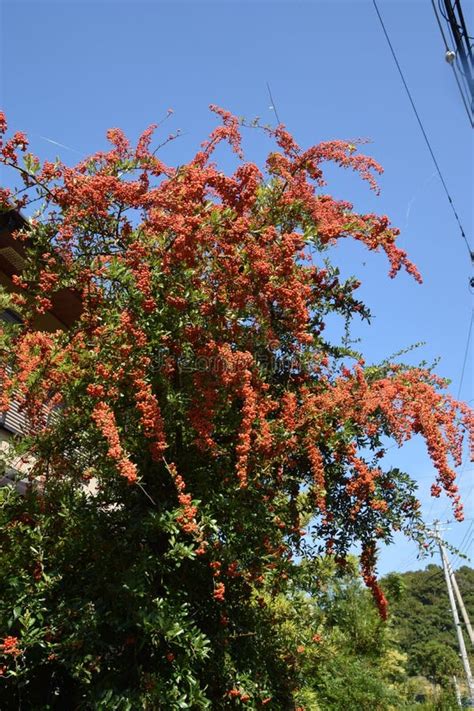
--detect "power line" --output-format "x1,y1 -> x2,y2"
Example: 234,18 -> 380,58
372,0 -> 474,264
431,0 -> 474,126
444,13 -> 472,111
457,308 -> 474,398
457,521 -> 473,554
451,520 -> 473,568
266,82 -> 282,125
377,0 -> 474,532
442,0 -> 474,102
456,0 -> 474,63
439,455 -> 472,522
453,536 -> 473,568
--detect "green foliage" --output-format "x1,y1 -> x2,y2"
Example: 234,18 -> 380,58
0,481 -> 294,708
259,559 -> 411,710
3,476 -> 471,710
1,111 -> 472,709
383,564 -> 474,707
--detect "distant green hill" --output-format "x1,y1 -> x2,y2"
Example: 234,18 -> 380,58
382,564 -> 474,706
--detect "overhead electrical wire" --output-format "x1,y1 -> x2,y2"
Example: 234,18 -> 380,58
453,538 -> 473,567
441,0 -> 474,60
422,306 -> 472,530
438,464 -> 472,523
438,0 -> 474,104
455,519 -> 473,554
266,82 -> 282,126
450,520 -> 473,568
457,308 -> 474,399
368,0 -> 474,577
434,309 -> 474,520
431,0 -> 474,126
372,0 -> 474,264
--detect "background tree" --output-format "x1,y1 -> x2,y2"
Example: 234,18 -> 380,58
383,564 -> 474,705
0,108 -> 472,708
292,557 -> 409,710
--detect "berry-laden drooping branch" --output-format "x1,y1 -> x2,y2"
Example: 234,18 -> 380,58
0,107 -> 472,704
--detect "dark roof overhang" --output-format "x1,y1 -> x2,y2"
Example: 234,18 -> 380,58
0,210 -> 82,328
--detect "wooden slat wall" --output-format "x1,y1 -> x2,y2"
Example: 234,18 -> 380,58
0,398 -> 29,436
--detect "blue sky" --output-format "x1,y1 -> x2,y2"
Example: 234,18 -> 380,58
1,0 -> 472,575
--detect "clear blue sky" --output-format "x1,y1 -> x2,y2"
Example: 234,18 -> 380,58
1,0 -> 472,575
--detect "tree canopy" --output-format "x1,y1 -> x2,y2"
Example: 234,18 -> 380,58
0,107 -> 472,708
384,565 -> 474,683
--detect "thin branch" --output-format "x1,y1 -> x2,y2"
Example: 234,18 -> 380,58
136,481 -> 157,506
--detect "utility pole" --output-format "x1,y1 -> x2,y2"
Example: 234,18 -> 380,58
453,675 -> 462,708
434,523 -> 474,705
448,556 -> 474,648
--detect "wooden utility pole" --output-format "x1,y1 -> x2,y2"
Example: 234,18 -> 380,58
434,523 -> 474,705
453,675 -> 462,708
448,556 -> 474,648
